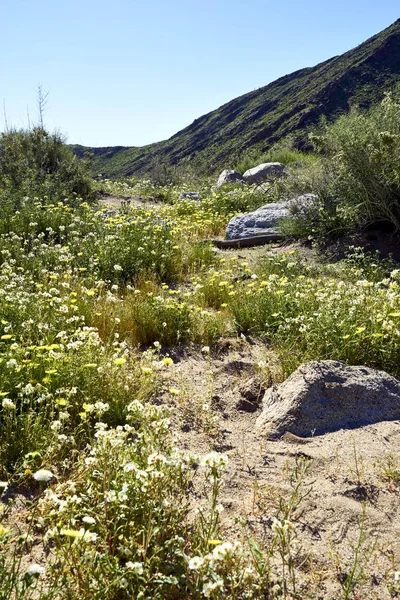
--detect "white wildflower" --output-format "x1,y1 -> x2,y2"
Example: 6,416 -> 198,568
82,516 -> 96,525
2,398 -> 16,410
33,469 -> 54,483
127,400 -> 144,412
271,518 -> 282,533
202,578 -> 224,597
25,564 -> 45,577
81,529 -> 97,543
200,452 -> 228,469
125,561 -> 144,574
188,556 -> 204,570
212,541 -> 234,561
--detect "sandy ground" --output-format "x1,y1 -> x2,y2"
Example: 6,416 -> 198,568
162,340 -> 400,599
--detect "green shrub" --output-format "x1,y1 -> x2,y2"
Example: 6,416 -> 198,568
309,91 -> 400,233
0,127 -> 95,207
234,142 -> 318,175
280,185 -> 360,242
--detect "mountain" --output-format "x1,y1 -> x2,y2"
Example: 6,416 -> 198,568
72,19 -> 400,177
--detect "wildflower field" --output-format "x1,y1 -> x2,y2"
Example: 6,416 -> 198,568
3,99 -> 400,598
1,173 -> 400,600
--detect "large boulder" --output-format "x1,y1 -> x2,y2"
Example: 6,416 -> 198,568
216,170 -> 244,188
243,162 -> 285,185
225,201 -> 289,240
256,361 -> 400,438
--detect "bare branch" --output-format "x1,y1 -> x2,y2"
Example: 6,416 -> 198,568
3,99 -> 9,133
37,84 -> 49,129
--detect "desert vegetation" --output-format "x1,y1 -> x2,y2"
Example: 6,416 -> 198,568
2,93 -> 400,599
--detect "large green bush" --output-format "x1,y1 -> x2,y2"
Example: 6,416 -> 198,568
0,127 -> 95,207
309,91 -> 400,233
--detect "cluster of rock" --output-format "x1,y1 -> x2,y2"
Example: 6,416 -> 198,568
216,162 -> 286,189
176,162 -> 318,241
212,162 -> 319,241
256,361 -> 400,439
179,162 -> 287,204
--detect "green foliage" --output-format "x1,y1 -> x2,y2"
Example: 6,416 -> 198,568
225,253 -> 400,376
148,159 -> 210,187
0,127 -> 94,208
310,91 -> 400,231
280,189 -> 360,243
94,285 -> 223,347
234,143 -> 318,175
0,259 -> 156,473
281,91 -> 400,241
0,201 -> 185,286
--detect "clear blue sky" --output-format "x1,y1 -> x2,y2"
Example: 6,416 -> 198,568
1,1 -> 399,147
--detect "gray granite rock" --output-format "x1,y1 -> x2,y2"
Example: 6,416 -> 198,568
256,360 -> 400,438
216,169 -> 244,188
225,201 -> 289,240
288,193 -> 318,211
180,192 -> 202,200
243,162 -> 285,185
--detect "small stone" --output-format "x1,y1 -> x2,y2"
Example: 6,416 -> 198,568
180,192 -> 201,200
236,377 -> 265,412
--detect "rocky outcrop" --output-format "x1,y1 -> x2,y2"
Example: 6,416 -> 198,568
225,201 -> 289,240
216,170 -> 244,188
242,162 -> 285,185
256,360 -> 400,438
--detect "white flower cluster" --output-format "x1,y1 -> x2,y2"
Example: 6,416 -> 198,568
199,452 -> 229,470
